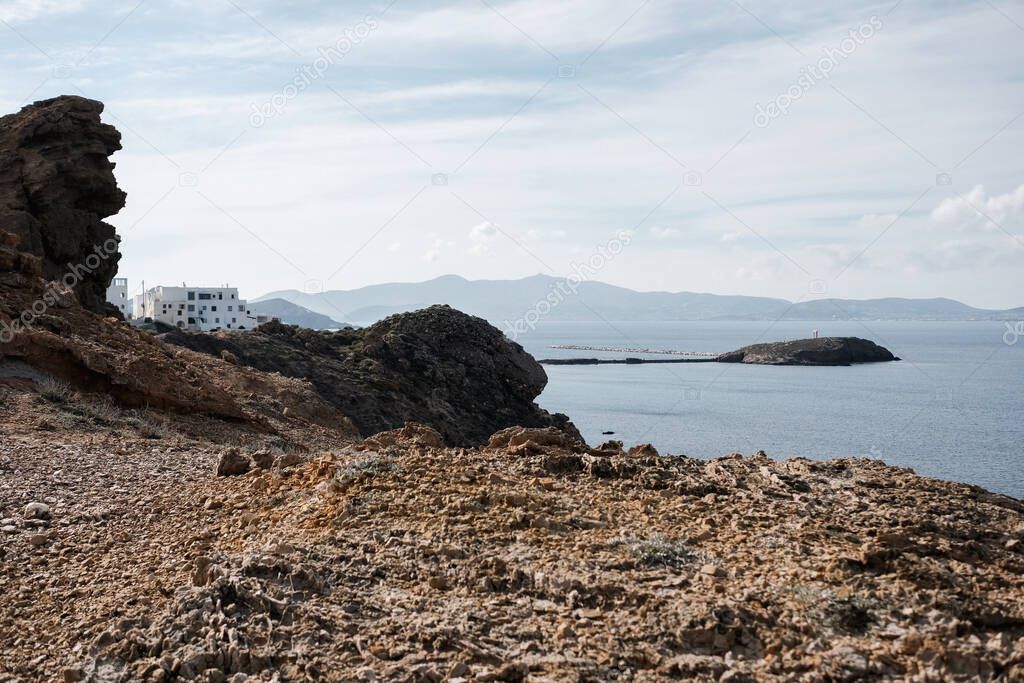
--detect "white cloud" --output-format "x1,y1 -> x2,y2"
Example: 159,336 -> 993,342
0,0 -> 81,23
930,185 -> 1024,233
421,239 -> 443,263
469,221 -> 499,254
650,225 -> 680,239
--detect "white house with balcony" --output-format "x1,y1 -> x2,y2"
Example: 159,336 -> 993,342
105,277 -> 132,317
132,285 -> 249,332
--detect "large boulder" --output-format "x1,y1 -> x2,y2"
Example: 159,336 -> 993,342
0,95 -> 126,315
160,305 -> 581,446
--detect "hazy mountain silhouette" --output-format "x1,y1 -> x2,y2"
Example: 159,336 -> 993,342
256,275 -> 1023,325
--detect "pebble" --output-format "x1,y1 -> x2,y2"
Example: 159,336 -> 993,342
24,502 -> 51,520
27,533 -> 50,546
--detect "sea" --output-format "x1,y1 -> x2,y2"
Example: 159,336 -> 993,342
512,320 -> 1024,499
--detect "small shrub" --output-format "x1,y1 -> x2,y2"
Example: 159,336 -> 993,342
332,454 -> 398,490
37,375 -> 76,403
612,534 -> 703,569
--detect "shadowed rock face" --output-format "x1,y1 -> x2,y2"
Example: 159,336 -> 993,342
717,337 -> 899,366
0,96 -> 126,315
160,305 -> 581,446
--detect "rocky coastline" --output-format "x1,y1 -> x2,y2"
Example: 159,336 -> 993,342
1,97 -> 1022,682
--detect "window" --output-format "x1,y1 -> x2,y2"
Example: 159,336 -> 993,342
177,311 -> 182,317
227,306 -> 232,311
187,292 -> 195,300
215,318 -> 220,323
188,305 -> 194,312
187,317 -> 196,325
211,305 -> 217,312
231,318 -> 236,323
238,306 -> 245,313
198,293 -> 212,300
231,293 -> 236,299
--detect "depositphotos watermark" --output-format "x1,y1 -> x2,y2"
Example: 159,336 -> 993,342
504,231 -> 633,341
1004,321 -> 1024,346
250,16 -> 378,128
0,239 -> 119,345
754,16 -> 883,128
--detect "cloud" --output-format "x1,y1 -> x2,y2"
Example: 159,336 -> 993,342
906,236 -> 1023,271
469,221 -> 499,254
421,239 -> 443,263
650,225 -> 680,239
930,184 -> 1024,232
0,0 -> 82,23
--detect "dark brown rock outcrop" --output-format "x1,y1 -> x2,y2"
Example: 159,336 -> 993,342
716,336 -> 899,366
0,95 -> 126,315
159,305 -> 581,446
0,99 -> 354,436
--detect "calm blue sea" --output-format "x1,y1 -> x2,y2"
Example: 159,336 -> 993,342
513,321 -> 1024,498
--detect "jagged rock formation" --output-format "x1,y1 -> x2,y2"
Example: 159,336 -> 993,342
159,306 -> 580,446
0,96 -> 126,316
0,98 -> 353,434
716,337 -> 899,366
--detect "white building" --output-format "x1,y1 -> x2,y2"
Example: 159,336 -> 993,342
106,277 -> 132,317
132,285 -> 249,332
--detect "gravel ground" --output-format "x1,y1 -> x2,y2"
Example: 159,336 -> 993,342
2,395 -> 1024,682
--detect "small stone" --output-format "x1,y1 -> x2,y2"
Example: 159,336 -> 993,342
2,525 -> 17,534
277,452 -> 303,468
28,533 -> 50,546
1006,538 -> 1020,551
252,450 -> 275,469
428,575 -> 449,590
216,449 -> 251,477
204,498 -> 223,510
700,563 -> 721,577
24,502 -> 51,520
63,667 -> 85,682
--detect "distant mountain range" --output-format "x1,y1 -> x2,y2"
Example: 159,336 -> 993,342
247,298 -> 353,329
255,275 -> 1024,326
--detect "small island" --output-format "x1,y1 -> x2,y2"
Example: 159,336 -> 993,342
716,336 -> 899,366
541,337 -> 899,367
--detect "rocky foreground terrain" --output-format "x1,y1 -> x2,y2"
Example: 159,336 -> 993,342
1,397 -> 1023,682
2,96 -> 1023,681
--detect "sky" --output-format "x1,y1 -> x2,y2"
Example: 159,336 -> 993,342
1,0 -> 1023,308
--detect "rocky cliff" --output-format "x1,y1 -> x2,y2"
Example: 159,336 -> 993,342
160,306 -> 580,446
0,98 -> 575,447
717,337 -> 899,366
0,96 -> 126,316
